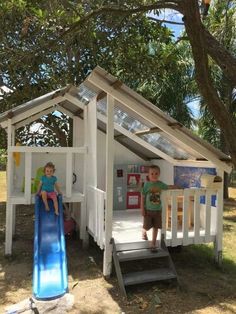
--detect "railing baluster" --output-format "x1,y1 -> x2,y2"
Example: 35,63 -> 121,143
183,189 -> 190,245
205,190 -> 211,242
171,191 -> 178,246
194,190 -> 201,244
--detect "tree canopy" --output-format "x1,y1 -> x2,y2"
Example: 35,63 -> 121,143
0,0 -> 236,166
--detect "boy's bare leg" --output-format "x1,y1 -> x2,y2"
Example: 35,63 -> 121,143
53,199 -> 59,215
142,228 -> 148,240
151,228 -> 158,249
41,191 -> 50,211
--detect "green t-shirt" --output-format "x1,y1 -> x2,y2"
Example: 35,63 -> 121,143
142,181 -> 168,211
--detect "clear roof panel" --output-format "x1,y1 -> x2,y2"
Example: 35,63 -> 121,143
97,99 -> 190,160
77,84 -> 96,104
140,133 -> 190,159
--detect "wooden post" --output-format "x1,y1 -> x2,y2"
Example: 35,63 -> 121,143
5,119 -> 13,254
24,152 -> 32,204
66,152 -> 73,198
214,169 -> 223,266
81,108 -> 89,246
103,94 -> 114,277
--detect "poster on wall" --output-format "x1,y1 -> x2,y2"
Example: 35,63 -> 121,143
174,166 -> 216,188
174,166 -> 217,206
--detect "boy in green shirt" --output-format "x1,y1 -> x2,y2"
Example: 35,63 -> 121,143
141,165 -> 169,252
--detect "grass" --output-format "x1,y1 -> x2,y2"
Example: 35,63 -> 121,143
0,174 -> 236,312
0,171 -> 6,203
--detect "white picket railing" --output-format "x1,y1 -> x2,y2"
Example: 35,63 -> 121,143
87,185 -> 106,249
161,188 -> 222,247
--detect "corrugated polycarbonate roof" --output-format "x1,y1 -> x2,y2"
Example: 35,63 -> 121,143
83,66 -> 231,168
0,66 -> 232,171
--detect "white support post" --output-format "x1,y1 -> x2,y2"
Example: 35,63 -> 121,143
5,203 -> 14,255
214,169 -> 224,266
103,94 -> 114,277
66,152 -> 73,198
12,205 -> 16,236
81,107 -> 89,246
24,152 -> 32,204
5,119 -> 13,254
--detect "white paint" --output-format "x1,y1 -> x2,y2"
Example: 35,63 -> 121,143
151,159 -> 174,184
103,94 -> 114,277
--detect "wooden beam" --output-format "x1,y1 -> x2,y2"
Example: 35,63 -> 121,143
1,96 -> 66,128
103,94 -> 114,277
64,93 -> 85,110
15,107 -> 54,129
134,127 -> 162,136
168,122 -> 183,129
8,146 -> 87,154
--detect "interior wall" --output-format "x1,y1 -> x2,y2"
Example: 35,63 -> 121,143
73,117 -> 145,191
97,131 -> 145,190
151,159 -> 174,185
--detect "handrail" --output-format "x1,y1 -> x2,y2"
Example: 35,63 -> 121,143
8,146 -> 87,154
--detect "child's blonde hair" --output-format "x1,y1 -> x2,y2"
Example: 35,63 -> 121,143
44,162 -> 56,173
149,165 -> 160,173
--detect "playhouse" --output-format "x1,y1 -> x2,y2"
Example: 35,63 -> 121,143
0,66 -> 232,284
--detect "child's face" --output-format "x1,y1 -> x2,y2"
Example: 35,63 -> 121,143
149,168 -> 160,182
45,167 -> 54,177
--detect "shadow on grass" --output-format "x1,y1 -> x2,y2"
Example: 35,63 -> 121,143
105,243 -> 236,313
1,202 -> 236,314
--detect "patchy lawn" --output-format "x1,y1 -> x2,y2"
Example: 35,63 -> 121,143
0,183 -> 236,313
0,171 -> 6,203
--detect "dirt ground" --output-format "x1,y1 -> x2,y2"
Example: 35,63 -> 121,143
0,201 -> 236,313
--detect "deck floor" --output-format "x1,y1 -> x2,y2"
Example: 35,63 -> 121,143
112,209 -> 215,245
112,209 -> 152,244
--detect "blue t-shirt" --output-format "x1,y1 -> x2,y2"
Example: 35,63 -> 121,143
142,181 -> 168,211
41,175 -> 57,192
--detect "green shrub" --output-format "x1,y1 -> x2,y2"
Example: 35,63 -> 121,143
0,149 -> 7,170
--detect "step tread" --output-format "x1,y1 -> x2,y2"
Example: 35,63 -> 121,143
123,268 -> 176,286
117,248 -> 169,261
115,241 -> 160,252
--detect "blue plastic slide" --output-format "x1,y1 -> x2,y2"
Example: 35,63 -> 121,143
33,195 -> 68,300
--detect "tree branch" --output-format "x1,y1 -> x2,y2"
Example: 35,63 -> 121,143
203,27 -> 236,87
148,16 -> 184,25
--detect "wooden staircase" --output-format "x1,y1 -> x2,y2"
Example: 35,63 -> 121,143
112,237 -> 178,297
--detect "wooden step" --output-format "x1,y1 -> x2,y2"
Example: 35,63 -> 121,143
115,241 -> 159,252
117,248 -> 169,262
123,268 -> 177,286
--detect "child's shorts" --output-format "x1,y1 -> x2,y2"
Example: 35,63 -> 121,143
41,191 -> 57,201
143,210 -> 162,230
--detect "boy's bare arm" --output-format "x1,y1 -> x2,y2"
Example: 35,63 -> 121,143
168,185 -> 181,189
140,194 -> 145,216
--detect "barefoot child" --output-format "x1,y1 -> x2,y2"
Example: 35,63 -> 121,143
141,165 -> 169,252
37,162 -> 62,215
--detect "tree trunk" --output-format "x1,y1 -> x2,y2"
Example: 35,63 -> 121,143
179,0 -> 236,167
203,28 -> 236,87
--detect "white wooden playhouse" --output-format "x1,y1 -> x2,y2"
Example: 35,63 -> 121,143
0,66 -> 232,278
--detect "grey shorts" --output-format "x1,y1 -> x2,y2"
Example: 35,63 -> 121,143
143,210 -> 162,230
